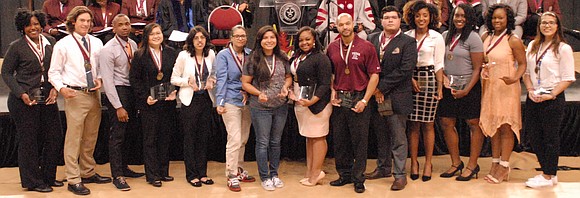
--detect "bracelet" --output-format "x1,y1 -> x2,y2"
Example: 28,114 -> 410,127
360,99 -> 368,106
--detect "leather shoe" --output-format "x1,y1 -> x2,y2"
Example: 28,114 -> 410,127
329,177 -> 352,186
27,185 -> 53,193
124,169 -> 145,178
160,176 -> 174,181
50,180 -> 64,187
354,182 -> 365,193
364,169 -> 392,180
390,177 -> 407,191
68,183 -> 90,195
148,180 -> 162,187
81,173 -> 112,184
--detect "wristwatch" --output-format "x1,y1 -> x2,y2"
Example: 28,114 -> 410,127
360,99 -> 368,106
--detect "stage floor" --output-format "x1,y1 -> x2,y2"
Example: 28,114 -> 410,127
0,153 -> 579,198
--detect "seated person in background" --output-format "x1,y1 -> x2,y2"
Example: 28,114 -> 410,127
157,0 -> 195,49
316,0 -> 376,46
43,0 -> 85,40
523,0 -> 560,40
480,0 -> 527,38
121,0 -> 161,44
88,0 -> 121,43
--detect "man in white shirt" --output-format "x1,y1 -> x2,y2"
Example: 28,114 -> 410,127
48,6 -> 110,196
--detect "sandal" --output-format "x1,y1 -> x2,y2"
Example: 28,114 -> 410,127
189,179 -> 202,187
200,177 -> 214,185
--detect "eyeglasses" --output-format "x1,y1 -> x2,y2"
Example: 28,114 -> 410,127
540,21 -> 557,26
232,35 -> 247,39
382,16 -> 399,20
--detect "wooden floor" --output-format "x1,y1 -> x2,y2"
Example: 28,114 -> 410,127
0,153 -> 579,198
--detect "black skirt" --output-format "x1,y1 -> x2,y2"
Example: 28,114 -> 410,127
437,80 -> 482,119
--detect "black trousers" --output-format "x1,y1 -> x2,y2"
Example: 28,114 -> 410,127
525,93 -> 566,175
8,94 -> 62,188
141,102 -> 176,182
181,92 -> 212,181
105,86 -> 137,178
368,99 -> 393,174
331,106 -> 371,183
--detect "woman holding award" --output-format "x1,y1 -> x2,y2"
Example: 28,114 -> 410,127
1,9 -> 62,192
438,4 -> 485,181
215,25 -> 257,192
241,25 -> 292,191
288,27 -> 332,186
403,0 -> 445,182
171,25 -> 215,187
523,12 -> 575,188
479,4 -> 527,184
129,23 -> 178,187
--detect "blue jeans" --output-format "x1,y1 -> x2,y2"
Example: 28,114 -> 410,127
250,105 -> 288,181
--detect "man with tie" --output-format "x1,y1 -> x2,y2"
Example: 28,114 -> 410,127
48,6 -> 111,195
98,13 -> 145,191
121,0 -> 161,43
43,0 -> 84,40
366,6 -> 417,191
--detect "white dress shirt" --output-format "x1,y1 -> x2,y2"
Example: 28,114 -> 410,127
48,32 -> 104,92
405,29 -> 445,72
171,49 -> 216,106
525,41 -> 576,90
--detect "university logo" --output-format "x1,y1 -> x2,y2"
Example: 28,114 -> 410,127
279,3 -> 301,25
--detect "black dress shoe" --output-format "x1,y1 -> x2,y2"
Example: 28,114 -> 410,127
364,170 -> 392,180
27,185 -> 53,193
329,177 -> 352,186
354,183 -> 365,193
82,173 -> 112,184
160,176 -> 174,181
68,183 -> 90,195
188,179 -> 202,187
50,180 -> 64,187
124,169 -> 145,178
148,180 -> 162,187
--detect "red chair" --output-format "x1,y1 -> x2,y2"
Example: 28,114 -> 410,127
207,6 -> 244,47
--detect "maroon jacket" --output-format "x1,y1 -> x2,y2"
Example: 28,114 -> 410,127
42,0 -> 84,33
121,0 -> 160,24
88,2 -> 121,31
527,0 -> 561,19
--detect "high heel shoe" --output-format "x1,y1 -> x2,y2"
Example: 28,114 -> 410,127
440,161 -> 464,178
422,164 -> 432,182
301,171 -> 326,186
489,165 -> 510,184
410,161 -> 419,180
456,165 -> 480,181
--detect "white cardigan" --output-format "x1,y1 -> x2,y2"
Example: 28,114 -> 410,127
171,49 -> 216,106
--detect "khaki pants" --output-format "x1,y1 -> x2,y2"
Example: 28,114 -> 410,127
63,91 -> 101,184
222,103 -> 251,176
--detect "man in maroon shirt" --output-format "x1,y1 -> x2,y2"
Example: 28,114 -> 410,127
326,13 -> 380,194
43,0 -> 84,40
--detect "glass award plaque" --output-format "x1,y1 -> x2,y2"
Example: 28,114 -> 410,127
449,74 -> 471,90
377,98 -> 393,116
29,87 -> 46,105
297,85 -> 316,100
150,83 -> 175,100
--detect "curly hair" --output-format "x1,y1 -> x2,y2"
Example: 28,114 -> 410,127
14,9 -> 47,35
292,26 -> 322,58
247,25 -> 288,82
445,3 -> 477,45
404,0 -> 440,30
184,25 -> 213,57
65,6 -> 94,33
484,4 -> 515,35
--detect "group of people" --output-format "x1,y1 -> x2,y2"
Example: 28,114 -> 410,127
1,0 -> 576,196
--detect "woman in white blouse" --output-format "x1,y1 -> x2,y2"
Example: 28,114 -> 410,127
403,0 -> 445,182
171,25 -> 216,187
523,12 -> 575,188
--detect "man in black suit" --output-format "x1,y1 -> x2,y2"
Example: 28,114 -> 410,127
366,5 -> 416,191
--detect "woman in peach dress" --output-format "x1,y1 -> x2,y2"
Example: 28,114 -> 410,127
479,4 -> 526,184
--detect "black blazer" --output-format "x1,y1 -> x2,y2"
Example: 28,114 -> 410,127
2,36 -> 56,98
368,31 -> 417,115
130,45 -> 178,110
291,51 -> 332,114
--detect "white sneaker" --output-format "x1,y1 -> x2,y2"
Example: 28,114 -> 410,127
261,179 -> 275,191
527,174 -> 544,181
272,176 -> 284,188
525,175 -> 554,188
551,176 -> 558,185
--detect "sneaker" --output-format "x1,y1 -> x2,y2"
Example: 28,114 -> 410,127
237,168 -> 256,182
113,177 -> 131,191
551,176 -> 558,185
272,176 -> 284,188
227,175 -> 241,192
527,174 -> 558,185
525,175 -> 554,188
261,179 -> 275,191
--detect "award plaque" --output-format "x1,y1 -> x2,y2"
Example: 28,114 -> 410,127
449,74 -> 471,90
417,76 -> 430,92
29,87 -> 46,105
150,83 -> 175,100
297,85 -> 316,100
377,98 -> 393,116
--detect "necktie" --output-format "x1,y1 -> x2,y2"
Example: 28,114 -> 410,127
125,43 -> 133,69
81,37 -> 95,88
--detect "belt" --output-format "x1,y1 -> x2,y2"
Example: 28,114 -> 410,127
67,86 -> 95,92
415,65 -> 434,71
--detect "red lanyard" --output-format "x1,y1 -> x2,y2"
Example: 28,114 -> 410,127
266,55 -> 276,78
115,36 -> 132,64
380,30 -> 400,51
292,52 -> 311,71
72,35 -> 91,63
485,30 -> 507,55
25,35 -> 44,66
194,55 -> 206,80
149,47 -> 162,72
415,31 -> 428,52
339,39 -> 353,66
449,33 -> 461,52
228,44 -> 244,73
